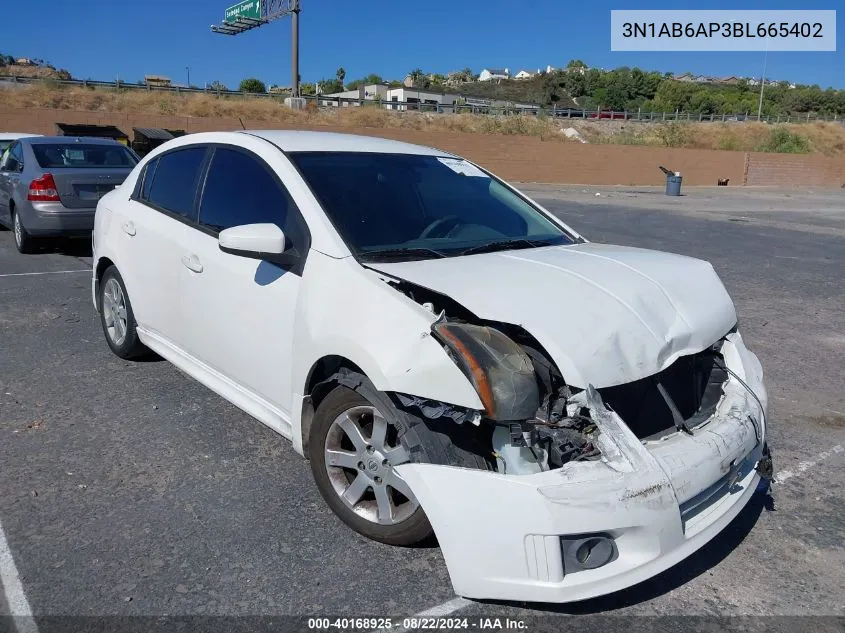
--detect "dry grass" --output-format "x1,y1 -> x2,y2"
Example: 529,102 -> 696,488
2,84 -> 844,154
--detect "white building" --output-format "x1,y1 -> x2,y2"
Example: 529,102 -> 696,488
478,68 -> 509,82
320,85 -> 458,111
514,70 -> 535,80
319,84 -> 541,113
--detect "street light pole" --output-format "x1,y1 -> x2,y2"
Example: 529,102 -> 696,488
291,0 -> 300,97
186,66 -> 191,88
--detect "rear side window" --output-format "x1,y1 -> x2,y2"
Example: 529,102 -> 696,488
198,147 -> 305,250
146,147 -> 207,219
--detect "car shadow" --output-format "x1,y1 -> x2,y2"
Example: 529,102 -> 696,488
472,483 -> 774,614
54,237 -> 93,257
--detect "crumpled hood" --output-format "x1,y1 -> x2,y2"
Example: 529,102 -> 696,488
370,243 -> 737,388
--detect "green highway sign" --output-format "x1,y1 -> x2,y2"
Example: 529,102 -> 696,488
224,0 -> 261,23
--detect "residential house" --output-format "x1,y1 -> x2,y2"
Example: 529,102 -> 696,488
15,58 -> 35,66
478,68 -> 509,82
673,72 -> 697,82
514,70 -> 534,80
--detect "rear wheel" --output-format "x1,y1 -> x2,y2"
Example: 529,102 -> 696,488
12,208 -> 36,254
98,266 -> 148,359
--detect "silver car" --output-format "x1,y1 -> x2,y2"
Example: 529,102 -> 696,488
0,136 -> 138,253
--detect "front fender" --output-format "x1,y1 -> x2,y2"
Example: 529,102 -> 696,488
289,252 -> 483,454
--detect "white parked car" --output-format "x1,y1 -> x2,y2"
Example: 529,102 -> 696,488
92,131 -> 771,603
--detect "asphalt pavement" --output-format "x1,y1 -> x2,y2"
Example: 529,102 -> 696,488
0,185 -> 843,629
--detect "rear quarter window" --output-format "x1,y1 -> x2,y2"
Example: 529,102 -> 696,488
145,147 -> 207,219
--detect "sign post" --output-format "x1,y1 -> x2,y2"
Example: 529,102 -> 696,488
212,0 -> 301,99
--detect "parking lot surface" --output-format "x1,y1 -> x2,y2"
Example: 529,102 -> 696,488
1,185 -> 843,625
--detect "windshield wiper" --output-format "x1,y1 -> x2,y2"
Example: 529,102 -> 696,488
361,247 -> 446,262
458,238 -> 553,257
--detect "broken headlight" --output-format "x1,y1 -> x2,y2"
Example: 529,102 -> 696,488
432,322 -> 539,421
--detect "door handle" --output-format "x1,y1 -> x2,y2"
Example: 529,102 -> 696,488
181,254 -> 203,273
122,221 -> 136,236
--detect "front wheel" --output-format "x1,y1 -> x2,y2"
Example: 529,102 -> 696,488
309,385 -> 433,546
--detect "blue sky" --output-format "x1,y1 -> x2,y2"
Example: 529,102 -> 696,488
5,0 -> 843,89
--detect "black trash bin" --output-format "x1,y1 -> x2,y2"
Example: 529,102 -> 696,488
665,174 -> 682,196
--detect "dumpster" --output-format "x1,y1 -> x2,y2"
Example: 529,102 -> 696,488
659,165 -> 683,196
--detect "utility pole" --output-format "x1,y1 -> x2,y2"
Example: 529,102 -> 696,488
186,66 -> 191,88
757,34 -> 768,121
291,0 -> 300,97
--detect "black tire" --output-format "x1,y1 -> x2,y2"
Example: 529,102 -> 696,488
98,266 -> 148,359
309,371 -> 491,546
12,208 -> 37,254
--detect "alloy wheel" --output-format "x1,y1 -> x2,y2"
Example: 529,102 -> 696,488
324,405 -> 419,525
102,277 -> 128,346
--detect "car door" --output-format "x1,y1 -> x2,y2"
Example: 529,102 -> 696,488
0,144 -> 12,225
0,143 -> 24,226
178,144 -> 310,422
115,146 -> 209,347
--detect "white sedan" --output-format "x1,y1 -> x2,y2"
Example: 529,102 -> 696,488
92,130 -> 771,603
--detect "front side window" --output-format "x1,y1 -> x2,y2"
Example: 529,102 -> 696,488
198,147 -> 305,250
32,143 -> 138,169
146,147 -> 207,219
289,152 -> 573,261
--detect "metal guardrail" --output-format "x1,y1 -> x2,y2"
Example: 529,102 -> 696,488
0,75 -> 842,125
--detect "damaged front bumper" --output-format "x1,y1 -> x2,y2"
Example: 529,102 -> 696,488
395,332 -> 768,603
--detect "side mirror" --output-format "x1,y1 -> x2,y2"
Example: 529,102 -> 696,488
219,223 -> 286,260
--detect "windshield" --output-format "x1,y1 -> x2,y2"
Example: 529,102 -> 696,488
32,143 -> 138,169
0,140 -> 13,155
289,152 -> 573,261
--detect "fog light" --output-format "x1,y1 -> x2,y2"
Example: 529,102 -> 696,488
561,534 -> 618,574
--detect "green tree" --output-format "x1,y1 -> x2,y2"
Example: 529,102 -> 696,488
210,80 -> 227,92
318,78 -> 343,94
336,67 -> 346,84
239,78 -> 266,93
567,59 -> 587,69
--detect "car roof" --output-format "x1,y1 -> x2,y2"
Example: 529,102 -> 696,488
243,130 -> 455,156
0,133 -> 42,141
24,136 -> 128,146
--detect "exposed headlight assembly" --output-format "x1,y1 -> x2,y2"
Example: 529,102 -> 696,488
432,322 -> 539,421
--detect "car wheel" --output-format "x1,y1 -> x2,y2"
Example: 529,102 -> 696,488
98,266 -> 147,359
12,208 -> 36,254
310,386 -> 433,545
309,373 -> 492,546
